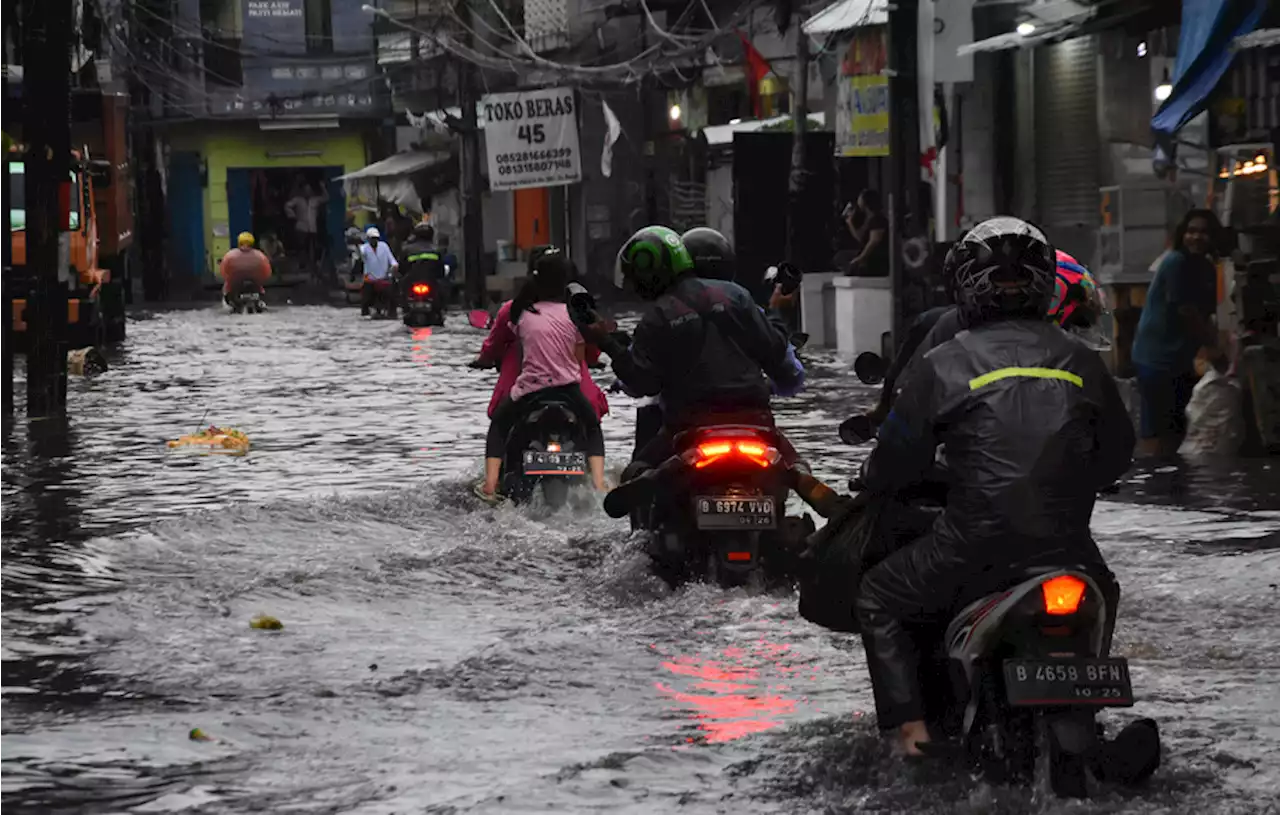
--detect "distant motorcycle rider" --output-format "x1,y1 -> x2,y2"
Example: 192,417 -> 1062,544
854,217 -> 1135,756
398,221 -> 445,308
582,225 -> 804,478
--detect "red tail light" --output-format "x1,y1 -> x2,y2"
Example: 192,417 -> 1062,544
411,283 -> 430,296
546,442 -> 561,452
692,439 -> 777,469
1041,575 -> 1087,615
726,551 -> 752,562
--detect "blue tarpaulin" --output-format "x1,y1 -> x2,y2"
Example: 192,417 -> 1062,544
1151,0 -> 1267,150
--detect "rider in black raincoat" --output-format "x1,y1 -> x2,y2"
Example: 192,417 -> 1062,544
854,217 -> 1135,756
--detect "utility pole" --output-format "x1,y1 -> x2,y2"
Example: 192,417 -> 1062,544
639,25 -> 658,224
785,13 -> 809,262
456,2 -> 486,308
886,0 -> 920,348
23,0 -> 73,417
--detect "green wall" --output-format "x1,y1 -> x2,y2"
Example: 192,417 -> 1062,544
170,125 -> 369,273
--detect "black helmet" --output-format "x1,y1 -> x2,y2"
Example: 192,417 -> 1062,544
681,227 -> 736,281
945,217 -> 1056,323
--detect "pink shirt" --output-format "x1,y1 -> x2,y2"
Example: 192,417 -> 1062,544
509,302 -> 583,401
477,301 -> 608,419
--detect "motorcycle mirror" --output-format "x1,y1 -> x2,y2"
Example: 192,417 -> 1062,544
854,351 -> 887,385
790,331 -> 809,350
838,414 -> 876,445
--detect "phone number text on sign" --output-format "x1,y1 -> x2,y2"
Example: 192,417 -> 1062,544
483,87 -> 582,191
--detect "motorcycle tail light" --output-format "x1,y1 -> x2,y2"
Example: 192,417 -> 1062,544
726,551 -> 752,562
411,283 -> 430,295
692,439 -> 778,469
547,442 -> 561,452
1041,575 -> 1087,615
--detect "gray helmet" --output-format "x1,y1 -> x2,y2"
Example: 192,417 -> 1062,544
681,227 -> 736,281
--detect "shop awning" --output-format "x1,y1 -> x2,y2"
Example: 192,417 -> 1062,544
802,0 -> 888,36
703,112 -> 827,146
338,149 -> 455,213
336,150 -> 452,182
1151,0 -> 1268,148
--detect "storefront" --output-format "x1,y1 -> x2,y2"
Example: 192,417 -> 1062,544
166,123 -> 374,284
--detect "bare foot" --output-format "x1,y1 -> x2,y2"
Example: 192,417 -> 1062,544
895,720 -> 931,757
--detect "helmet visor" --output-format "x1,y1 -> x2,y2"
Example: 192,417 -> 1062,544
614,254 -> 627,290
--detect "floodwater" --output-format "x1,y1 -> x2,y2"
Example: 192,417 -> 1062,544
3,304 -> 1279,815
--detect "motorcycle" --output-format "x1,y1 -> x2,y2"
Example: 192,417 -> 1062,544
922,562 -> 1139,798
499,391 -> 592,509
227,279 -> 266,314
365,277 -> 397,320
402,274 -> 446,328
606,421 -> 815,588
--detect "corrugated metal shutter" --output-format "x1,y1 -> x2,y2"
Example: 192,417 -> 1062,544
1034,37 -> 1100,258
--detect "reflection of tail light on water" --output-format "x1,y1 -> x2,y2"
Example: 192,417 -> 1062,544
653,639 -> 819,743
411,327 -> 433,366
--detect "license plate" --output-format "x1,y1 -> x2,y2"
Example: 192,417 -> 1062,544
1003,658 -> 1134,707
694,496 -> 777,530
522,450 -> 586,475
409,301 -> 434,310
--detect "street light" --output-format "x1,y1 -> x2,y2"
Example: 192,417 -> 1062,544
1016,22 -> 1036,36
1155,68 -> 1172,102
669,104 -> 681,122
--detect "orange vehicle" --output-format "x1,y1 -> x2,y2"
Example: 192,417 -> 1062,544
7,93 -> 133,348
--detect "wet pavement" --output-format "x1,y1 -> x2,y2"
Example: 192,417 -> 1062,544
3,304 -> 1279,814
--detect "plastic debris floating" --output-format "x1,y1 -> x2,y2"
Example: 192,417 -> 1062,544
167,426 -> 251,455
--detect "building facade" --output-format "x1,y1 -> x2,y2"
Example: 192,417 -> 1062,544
143,0 -> 388,287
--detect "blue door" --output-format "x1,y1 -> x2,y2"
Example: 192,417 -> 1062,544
226,168 -> 253,243
323,166 -> 345,258
168,152 -> 205,280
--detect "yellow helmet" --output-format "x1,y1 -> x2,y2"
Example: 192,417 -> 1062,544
237,232 -> 255,248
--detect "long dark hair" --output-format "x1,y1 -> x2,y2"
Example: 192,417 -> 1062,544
1173,208 -> 1223,256
511,247 -> 575,324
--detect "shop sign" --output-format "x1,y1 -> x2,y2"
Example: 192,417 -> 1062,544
247,0 -> 302,18
482,87 -> 581,191
836,28 -> 891,158
217,92 -> 375,115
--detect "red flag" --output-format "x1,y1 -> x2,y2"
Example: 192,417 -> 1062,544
736,30 -> 773,118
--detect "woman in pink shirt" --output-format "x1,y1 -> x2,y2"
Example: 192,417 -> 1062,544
475,249 -> 606,501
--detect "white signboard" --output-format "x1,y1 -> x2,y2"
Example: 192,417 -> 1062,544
482,87 -> 581,192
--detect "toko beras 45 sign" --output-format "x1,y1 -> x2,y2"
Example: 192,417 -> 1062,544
482,87 -> 582,192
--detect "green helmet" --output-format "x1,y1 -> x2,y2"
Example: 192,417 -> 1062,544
614,225 -> 695,299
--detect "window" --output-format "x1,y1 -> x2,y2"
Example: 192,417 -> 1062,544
7,163 -> 81,232
199,0 -> 243,87
305,0 -> 333,55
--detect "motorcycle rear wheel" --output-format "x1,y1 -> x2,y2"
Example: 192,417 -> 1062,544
540,478 -> 570,510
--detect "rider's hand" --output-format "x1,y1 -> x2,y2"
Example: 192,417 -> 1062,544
769,284 -> 797,311
582,318 -> 617,344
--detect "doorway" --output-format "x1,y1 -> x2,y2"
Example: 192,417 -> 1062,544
226,166 -> 343,280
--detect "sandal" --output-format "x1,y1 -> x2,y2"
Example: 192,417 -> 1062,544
472,482 -> 505,506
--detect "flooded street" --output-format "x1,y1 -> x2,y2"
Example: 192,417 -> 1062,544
3,304 -> 1279,814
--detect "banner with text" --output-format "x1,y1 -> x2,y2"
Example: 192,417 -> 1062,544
836,28 -> 890,158
482,87 -> 581,192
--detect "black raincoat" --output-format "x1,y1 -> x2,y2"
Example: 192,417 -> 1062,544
855,318 -> 1134,729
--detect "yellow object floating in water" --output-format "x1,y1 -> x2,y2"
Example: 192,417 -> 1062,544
250,614 -> 283,631
167,426 -> 251,455
189,728 -> 213,742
